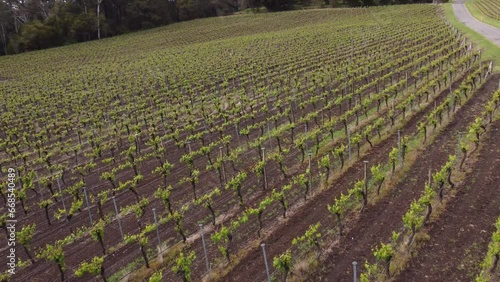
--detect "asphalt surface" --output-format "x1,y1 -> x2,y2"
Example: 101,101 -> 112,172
452,0 -> 500,45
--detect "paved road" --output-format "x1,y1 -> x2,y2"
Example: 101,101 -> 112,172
452,0 -> 500,45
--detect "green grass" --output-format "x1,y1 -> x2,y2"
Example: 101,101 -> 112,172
443,3 -> 500,72
465,0 -> 500,28
108,257 -> 142,282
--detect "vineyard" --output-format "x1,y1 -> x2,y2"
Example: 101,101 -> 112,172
1,4 -> 499,282
471,0 -> 500,22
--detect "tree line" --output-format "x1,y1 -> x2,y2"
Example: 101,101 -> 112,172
0,0 -> 430,55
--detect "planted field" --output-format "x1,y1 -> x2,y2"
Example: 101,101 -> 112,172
0,4 -> 499,282
471,0 -> 500,22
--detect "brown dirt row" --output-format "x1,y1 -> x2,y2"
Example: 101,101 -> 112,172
394,113 -> 500,281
